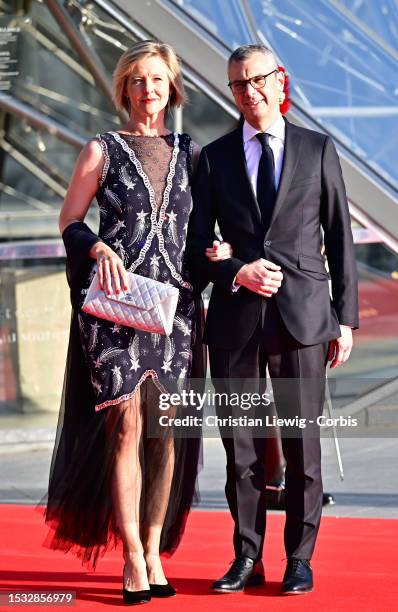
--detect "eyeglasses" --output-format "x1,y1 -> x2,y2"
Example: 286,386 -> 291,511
228,69 -> 278,94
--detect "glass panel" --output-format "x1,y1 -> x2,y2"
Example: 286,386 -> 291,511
329,242 -> 398,406
336,0 -> 398,53
0,0 -> 141,241
247,0 -> 398,189
0,120 -> 99,239
182,80 -> 237,145
10,2 -> 121,135
0,259 -> 69,416
172,0 -> 252,47
172,0 -> 398,190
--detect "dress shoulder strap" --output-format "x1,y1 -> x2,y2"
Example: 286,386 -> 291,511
178,132 -> 194,185
94,133 -> 110,187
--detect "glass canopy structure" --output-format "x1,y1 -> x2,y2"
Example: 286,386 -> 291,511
174,0 -> 398,191
0,0 -> 237,241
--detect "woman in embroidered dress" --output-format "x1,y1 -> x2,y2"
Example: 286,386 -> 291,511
43,41 -> 231,604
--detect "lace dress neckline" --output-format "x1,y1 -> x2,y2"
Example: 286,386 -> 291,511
109,132 -> 177,212
116,132 -> 174,139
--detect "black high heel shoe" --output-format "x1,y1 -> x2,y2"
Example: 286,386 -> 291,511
122,565 -> 151,605
149,583 -> 176,598
122,588 -> 151,605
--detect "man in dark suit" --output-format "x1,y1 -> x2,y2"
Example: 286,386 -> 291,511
187,45 -> 358,595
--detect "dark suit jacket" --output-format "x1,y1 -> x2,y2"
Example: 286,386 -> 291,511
187,118 -> 359,350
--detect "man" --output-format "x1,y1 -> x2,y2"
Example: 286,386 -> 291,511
187,45 -> 358,595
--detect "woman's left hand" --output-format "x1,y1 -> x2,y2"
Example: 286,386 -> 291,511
205,240 -> 233,262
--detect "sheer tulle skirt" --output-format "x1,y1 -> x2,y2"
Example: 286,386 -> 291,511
41,309 -> 202,569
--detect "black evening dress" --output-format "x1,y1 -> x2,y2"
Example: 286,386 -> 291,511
42,132 -> 206,569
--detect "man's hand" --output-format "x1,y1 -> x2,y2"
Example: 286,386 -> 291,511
327,325 -> 353,369
235,259 -> 283,297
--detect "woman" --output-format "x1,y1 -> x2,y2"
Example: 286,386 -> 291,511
43,40 -> 231,604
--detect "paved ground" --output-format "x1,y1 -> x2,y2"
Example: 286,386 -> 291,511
198,436 -> 398,518
1,423 -> 397,518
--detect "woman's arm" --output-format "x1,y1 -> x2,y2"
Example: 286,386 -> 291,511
60,139 -> 128,294
190,142 -> 233,263
59,139 -> 104,234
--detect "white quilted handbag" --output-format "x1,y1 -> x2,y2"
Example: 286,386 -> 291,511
82,268 -> 179,335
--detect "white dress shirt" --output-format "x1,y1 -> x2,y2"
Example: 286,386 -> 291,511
231,114 -> 285,290
243,113 -> 285,195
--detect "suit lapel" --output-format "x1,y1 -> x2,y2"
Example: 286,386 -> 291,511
227,121 -> 302,229
229,127 -> 263,224
266,118 -> 302,233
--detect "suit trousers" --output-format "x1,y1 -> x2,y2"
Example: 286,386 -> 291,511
208,297 -> 329,561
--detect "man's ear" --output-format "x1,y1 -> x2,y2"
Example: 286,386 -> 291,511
276,69 -> 285,92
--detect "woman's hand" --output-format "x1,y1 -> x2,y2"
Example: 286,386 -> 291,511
89,242 -> 129,295
205,240 -> 233,262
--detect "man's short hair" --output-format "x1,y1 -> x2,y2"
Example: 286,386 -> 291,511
228,44 -> 278,69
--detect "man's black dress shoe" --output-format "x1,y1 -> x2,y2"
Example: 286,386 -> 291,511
212,556 -> 265,593
281,558 -> 313,595
323,492 -> 335,506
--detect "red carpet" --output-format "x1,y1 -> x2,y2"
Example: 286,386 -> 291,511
0,505 -> 396,611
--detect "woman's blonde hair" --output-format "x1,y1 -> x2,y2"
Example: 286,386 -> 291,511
113,40 -> 186,113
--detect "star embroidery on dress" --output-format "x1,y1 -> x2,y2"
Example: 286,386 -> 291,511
167,211 -> 178,246
119,165 -> 138,190
113,238 -> 124,250
178,167 -> 189,192
128,336 -> 141,372
91,378 -> 102,395
136,210 -> 148,222
93,357 -> 102,369
150,254 -> 161,264
161,337 -> 175,373
149,254 -> 162,279
167,211 -> 177,223
127,210 -> 149,247
103,219 -> 126,239
88,321 -> 100,352
111,364 -> 123,395
174,316 -> 190,336
111,323 -> 122,334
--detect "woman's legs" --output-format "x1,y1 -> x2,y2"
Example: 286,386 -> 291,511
106,391 -> 148,592
141,437 -> 175,583
141,381 -> 175,584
